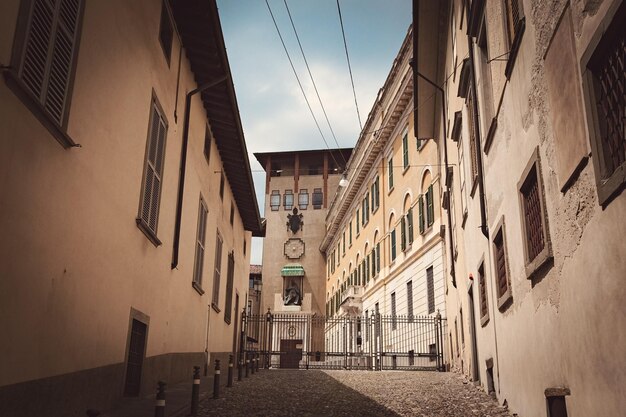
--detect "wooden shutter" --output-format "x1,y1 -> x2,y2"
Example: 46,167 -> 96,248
400,217 -> 406,251
391,229 -> 396,260
418,195 -> 424,233
224,252 -> 235,323
212,234 -> 223,306
427,266 -> 435,314
427,185 -> 434,226
20,0 -> 83,126
376,242 -> 381,273
193,198 -> 208,286
140,102 -> 167,234
407,208 -> 414,243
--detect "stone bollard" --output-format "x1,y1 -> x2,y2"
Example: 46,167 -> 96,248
213,360 -> 221,399
85,410 -> 100,417
155,381 -> 166,417
190,366 -> 200,416
227,354 -> 234,387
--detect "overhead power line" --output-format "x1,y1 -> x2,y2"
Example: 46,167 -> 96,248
264,0 -> 343,170
283,0 -> 347,167
336,0 -> 363,131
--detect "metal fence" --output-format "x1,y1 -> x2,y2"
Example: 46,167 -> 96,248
239,311 -> 446,371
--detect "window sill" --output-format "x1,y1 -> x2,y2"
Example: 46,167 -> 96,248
461,210 -> 468,228
470,176 -> 479,198
525,247 -> 553,280
224,317 -> 231,325
136,219 -> 162,247
597,162 -> 626,207
483,117 -> 497,154
4,71 -> 77,148
372,206 -> 379,215
192,281 -> 205,295
402,165 -> 410,175
505,18 -> 526,80
270,206 -> 280,211
388,186 -> 394,196
497,289 -> 512,311
211,303 -> 221,313
480,313 -> 490,328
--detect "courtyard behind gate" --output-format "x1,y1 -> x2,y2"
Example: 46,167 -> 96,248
240,312 -> 447,372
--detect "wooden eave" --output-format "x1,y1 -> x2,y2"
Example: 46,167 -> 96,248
171,0 -> 262,236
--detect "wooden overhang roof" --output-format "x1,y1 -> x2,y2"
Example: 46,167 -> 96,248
254,148 -> 354,170
171,0 -> 262,236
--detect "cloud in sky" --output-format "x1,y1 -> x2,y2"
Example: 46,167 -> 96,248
217,0 -> 412,264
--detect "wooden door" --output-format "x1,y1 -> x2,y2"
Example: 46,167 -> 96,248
280,339 -> 302,369
124,319 -> 147,396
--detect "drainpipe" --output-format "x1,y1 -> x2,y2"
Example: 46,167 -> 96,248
464,0 -> 489,239
171,76 -> 228,269
412,0 -> 456,287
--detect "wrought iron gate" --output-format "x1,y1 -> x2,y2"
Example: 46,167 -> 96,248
240,311 -> 446,371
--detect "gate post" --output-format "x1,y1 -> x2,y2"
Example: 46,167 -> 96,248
238,308 -> 246,381
266,308 -> 273,369
435,310 -> 442,372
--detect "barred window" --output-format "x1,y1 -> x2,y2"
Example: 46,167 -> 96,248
137,96 -> 167,244
518,149 -> 551,278
12,0 -> 84,145
312,188 -> 323,209
504,0 -> 522,47
585,2 -> 626,206
283,190 -> 293,210
478,262 -> 489,326
192,196 -> 208,293
270,190 -> 280,211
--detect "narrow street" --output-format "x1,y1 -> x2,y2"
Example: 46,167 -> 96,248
197,370 -> 511,417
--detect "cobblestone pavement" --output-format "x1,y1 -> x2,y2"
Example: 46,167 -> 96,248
195,370 -> 511,417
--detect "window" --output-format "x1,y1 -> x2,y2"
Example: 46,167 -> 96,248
467,90 -> 479,189
312,188 -> 323,209
158,0 -> 173,64
402,132 -> 409,169
212,232 -> 224,310
298,189 -> 309,210
391,292 -> 397,330
224,252 -> 235,324
407,281 -> 414,321
356,209 -> 360,234
270,190 -> 280,211
584,2 -> 626,206
137,96 -> 168,245
371,176 -> 380,211
204,125 -> 212,162
243,239 -> 247,255
426,185 -> 434,227
478,262 -> 489,326
349,220 -> 352,245
192,196 -> 208,294
362,193 -> 370,225
427,266 -> 435,314
390,228 -> 397,262
365,253 -> 370,283
388,157 -> 394,190
493,217 -> 512,308
342,231 -> 346,255
9,0 -> 84,146
400,217 -> 407,252
283,190 -> 294,210
503,0 -> 525,78
418,186 -> 435,234
518,148 -> 551,277
375,242 -> 381,273
459,308 -> 465,345
219,173 -> 225,200
407,208 -> 414,244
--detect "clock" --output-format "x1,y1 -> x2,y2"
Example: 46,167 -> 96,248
284,238 -> 305,259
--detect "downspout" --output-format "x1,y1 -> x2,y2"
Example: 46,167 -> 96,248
171,76 -> 228,269
464,0 -> 489,239
412,0 -> 456,287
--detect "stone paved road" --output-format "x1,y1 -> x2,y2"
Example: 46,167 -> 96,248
195,370 -> 511,417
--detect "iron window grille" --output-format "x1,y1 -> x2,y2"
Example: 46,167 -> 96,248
270,190 -> 280,211
584,2 -> 626,206
298,189 -> 309,210
283,189 -> 294,210
192,196 -> 208,294
137,96 -> 168,245
312,188 -> 323,209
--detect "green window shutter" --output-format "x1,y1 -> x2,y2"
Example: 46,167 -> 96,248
371,250 -> 375,278
391,229 -> 397,261
407,208 -> 414,244
427,185 -> 434,226
376,242 -> 381,272
418,195 -> 424,234
400,217 -> 406,251
388,158 -> 394,189
375,176 -> 380,208
403,134 -> 409,168
366,256 -> 370,283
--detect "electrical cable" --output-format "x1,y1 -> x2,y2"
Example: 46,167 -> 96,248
283,0 -> 347,167
336,0 -> 363,131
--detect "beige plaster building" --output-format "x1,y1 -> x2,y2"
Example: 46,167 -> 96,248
0,1 -> 262,416
435,0 -> 626,416
322,6 -> 451,370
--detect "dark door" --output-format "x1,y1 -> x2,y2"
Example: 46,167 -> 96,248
124,319 -> 147,396
280,339 -> 302,369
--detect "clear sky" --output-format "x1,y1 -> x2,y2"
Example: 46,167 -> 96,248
217,0 -> 412,264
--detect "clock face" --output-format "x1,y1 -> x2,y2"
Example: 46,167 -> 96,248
284,238 -> 305,259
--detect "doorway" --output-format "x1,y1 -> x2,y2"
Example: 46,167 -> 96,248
124,319 -> 147,396
280,339 -> 302,369
468,284 -> 480,382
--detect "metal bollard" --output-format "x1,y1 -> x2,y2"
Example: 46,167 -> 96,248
227,354 -> 234,387
190,366 -> 200,416
213,359 -> 221,399
256,354 -> 260,372
155,381 -> 166,417
251,353 -> 255,375
85,410 -> 100,417
245,354 -> 249,378
238,358 -> 243,381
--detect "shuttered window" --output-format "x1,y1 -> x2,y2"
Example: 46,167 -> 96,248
467,90 -> 479,183
407,208 -> 414,244
204,125 -> 212,162
504,0 -> 522,47
478,262 -> 489,325
418,194 -> 425,234
521,167 -> 545,262
402,133 -> 409,169
400,217 -> 407,251
426,184 -> 434,226
493,225 -> 510,304
224,252 -> 235,324
219,173 -> 225,200
138,97 -> 167,242
406,281 -> 414,322
388,157 -> 394,190
192,196 -> 208,291
17,0 -> 84,129
391,292 -> 397,330
375,242 -> 381,273
427,266 -> 435,314
212,233 -> 223,309
390,229 -> 397,261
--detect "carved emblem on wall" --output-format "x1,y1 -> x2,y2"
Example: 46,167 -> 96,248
284,238 -> 305,260
286,208 -> 303,234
